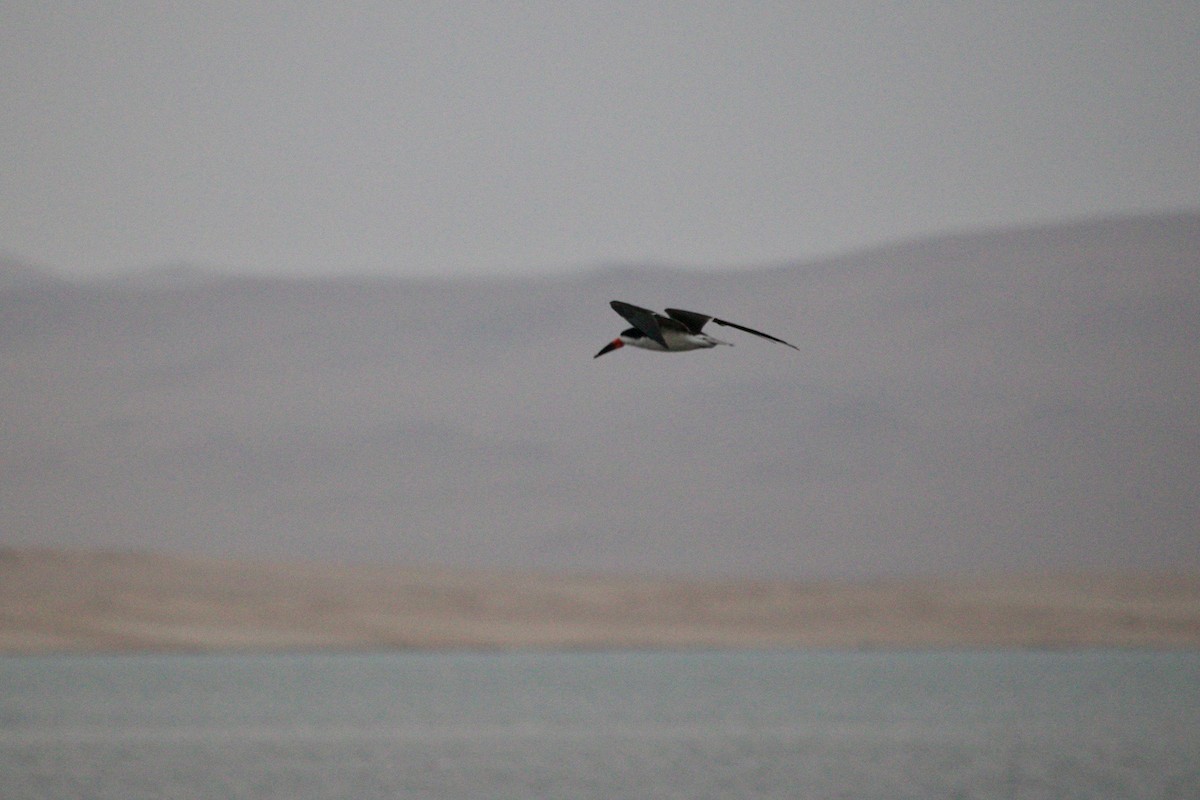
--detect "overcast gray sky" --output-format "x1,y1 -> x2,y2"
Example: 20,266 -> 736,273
3,2 -> 1197,280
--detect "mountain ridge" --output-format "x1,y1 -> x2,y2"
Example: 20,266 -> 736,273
2,213 -> 1197,579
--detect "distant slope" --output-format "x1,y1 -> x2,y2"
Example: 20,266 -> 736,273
0,254 -> 61,290
2,549 -> 1197,653
1,214 -> 1197,578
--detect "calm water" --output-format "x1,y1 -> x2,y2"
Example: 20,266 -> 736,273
1,650 -> 1197,799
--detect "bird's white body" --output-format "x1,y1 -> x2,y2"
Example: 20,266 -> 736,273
620,328 -> 732,352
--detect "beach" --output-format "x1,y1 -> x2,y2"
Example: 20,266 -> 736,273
2,549 -> 1197,653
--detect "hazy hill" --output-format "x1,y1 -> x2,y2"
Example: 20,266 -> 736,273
1,214 -> 1197,578
0,255 -> 60,291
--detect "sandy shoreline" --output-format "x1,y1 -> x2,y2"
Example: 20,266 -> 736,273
2,549 -> 1198,654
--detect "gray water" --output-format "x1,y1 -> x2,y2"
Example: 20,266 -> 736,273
1,650 -> 1197,799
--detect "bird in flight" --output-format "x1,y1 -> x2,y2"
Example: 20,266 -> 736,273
595,300 -> 799,358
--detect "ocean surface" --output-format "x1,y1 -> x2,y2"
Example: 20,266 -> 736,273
1,650 -> 1196,799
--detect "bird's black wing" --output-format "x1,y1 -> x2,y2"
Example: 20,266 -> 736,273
664,308 -> 714,334
667,306 -> 799,349
610,301 -> 670,348
711,316 -> 800,350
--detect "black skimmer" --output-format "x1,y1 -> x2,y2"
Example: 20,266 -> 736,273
594,300 -> 800,357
